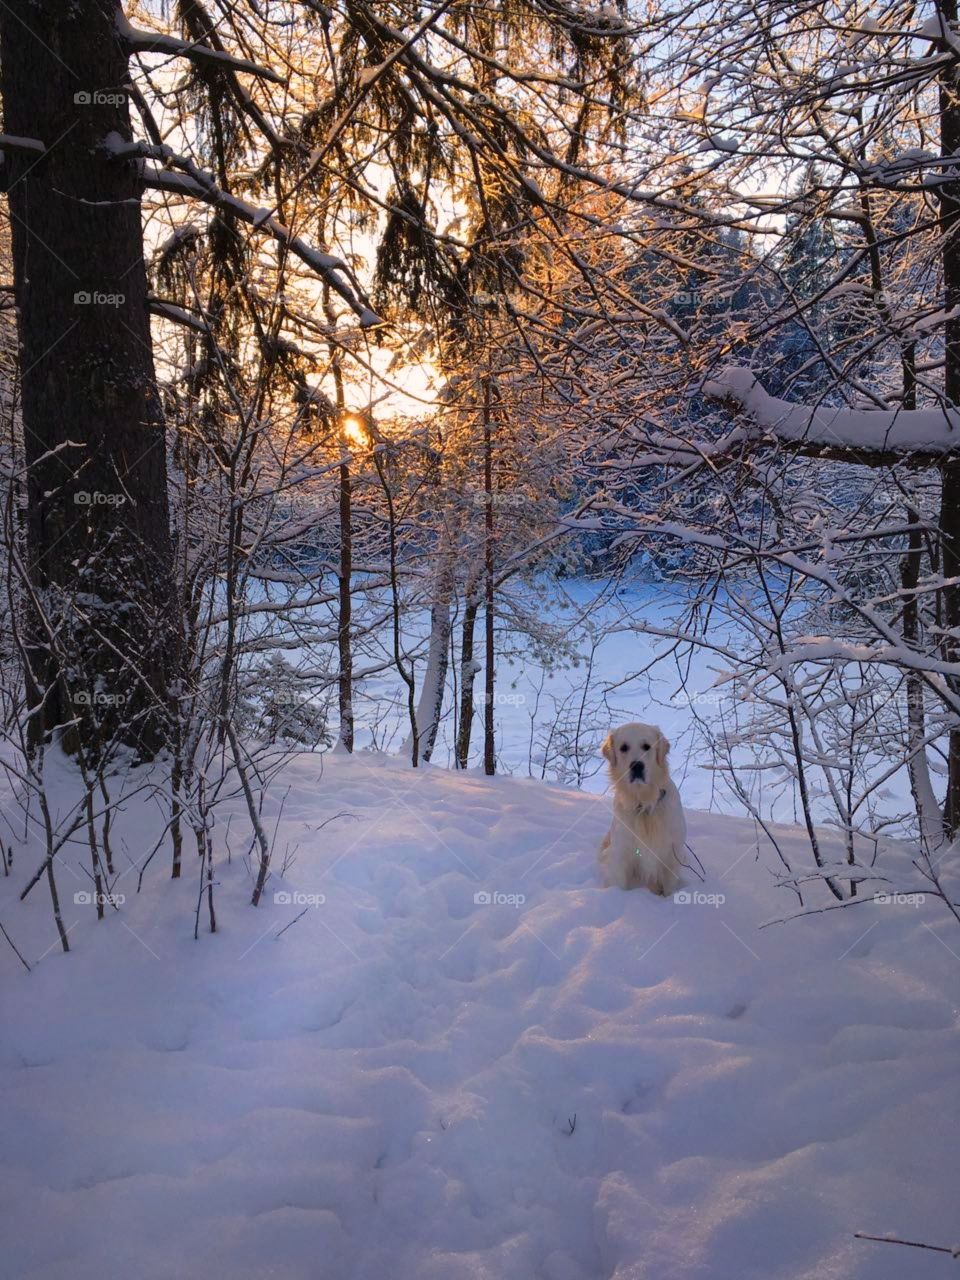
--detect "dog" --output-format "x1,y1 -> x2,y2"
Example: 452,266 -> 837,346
599,722 -> 685,895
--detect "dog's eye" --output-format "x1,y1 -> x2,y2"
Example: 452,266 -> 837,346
619,743 -> 629,753
642,741 -> 650,751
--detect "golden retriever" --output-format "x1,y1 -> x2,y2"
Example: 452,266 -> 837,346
599,721 -> 685,895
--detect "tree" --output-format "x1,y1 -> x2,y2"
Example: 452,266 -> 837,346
575,0 -> 960,891
0,0 -> 174,755
0,0 -> 381,760
0,0 -> 676,946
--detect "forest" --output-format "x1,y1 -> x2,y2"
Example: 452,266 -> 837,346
0,4 -> 957,1279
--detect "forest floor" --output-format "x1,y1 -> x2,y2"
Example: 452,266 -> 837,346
1,750 -> 958,1279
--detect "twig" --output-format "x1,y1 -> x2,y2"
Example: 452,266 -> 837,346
855,1232 -> 960,1258
760,893 -> 880,929
679,841 -> 706,882
307,811 -> 359,830
0,919 -> 31,972
275,905 -> 309,938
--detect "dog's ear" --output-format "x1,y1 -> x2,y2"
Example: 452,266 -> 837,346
601,732 -> 615,764
655,734 -> 671,767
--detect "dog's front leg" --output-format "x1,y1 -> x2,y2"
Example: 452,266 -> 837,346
598,829 -> 612,885
653,848 -> 680,898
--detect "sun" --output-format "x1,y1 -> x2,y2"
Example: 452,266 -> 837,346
342,415 -> 368,447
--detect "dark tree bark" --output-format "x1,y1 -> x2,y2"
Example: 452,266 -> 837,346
455,590 -> 480,769
0,0 -> 173,756
372,447 -> 419,765
337,451 -> 354,752
938,0 -> 960,837
482,377 -> 495,776
322,286 -> 354,753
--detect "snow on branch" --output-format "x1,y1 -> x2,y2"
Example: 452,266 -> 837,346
117,13 -> 285,85
146,297 -> 211,332
705,365 -> 960,459
107,136 -> 381,327
0,134 -> 45,157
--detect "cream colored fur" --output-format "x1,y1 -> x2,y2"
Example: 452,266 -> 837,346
599,721 -> 685,895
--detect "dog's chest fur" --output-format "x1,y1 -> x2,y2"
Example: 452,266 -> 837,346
612,790 -> 675,851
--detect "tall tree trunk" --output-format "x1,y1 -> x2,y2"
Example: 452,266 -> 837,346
0,0 -> 172,757
407,529 -> 458,757
407,592 -> 452,763
482,377 -> 495,776
902,501 -> 943,849
938,0 -> 960,836
323,285 -> 353,753
337,451 -> 354,751
899,343 -> 944,849
455,589 -> 480,769
373,450 -> 418,765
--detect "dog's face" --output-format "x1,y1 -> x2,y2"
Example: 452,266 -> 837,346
601,721 -> 670,805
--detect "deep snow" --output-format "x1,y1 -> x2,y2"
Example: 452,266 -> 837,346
1,751 -> 958,1280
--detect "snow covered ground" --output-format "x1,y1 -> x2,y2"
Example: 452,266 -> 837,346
1,751 -> 958,1280
347,578 -> 745,806
349,576 -> 920,828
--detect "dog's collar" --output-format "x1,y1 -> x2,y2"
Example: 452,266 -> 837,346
636,788 -> 667,817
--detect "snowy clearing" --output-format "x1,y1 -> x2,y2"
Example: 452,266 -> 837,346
1,752 -> 957,1280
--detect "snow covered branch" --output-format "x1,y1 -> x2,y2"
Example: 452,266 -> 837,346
117,13 -> 286,84
146,298 -> 210,333
0,133 -> 45,157
107,137 -> 381,327
705,366 -> 960,461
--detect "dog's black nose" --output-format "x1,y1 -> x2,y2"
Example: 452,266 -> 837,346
630,760 -> 645,781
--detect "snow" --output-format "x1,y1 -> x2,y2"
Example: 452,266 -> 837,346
0,133 -> 46,157
117,12 -> 286,84
705,364 -> 960,454
240,574 -> 933,831
917,12 -> 955,44
147,297 -> 209,332
706,134 -> 739,154
155,222 -> 199,259
113,136 -> 382,327
1,750 -> 958,1280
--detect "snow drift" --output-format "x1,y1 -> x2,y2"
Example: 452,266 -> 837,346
1,752 -> 957,1280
